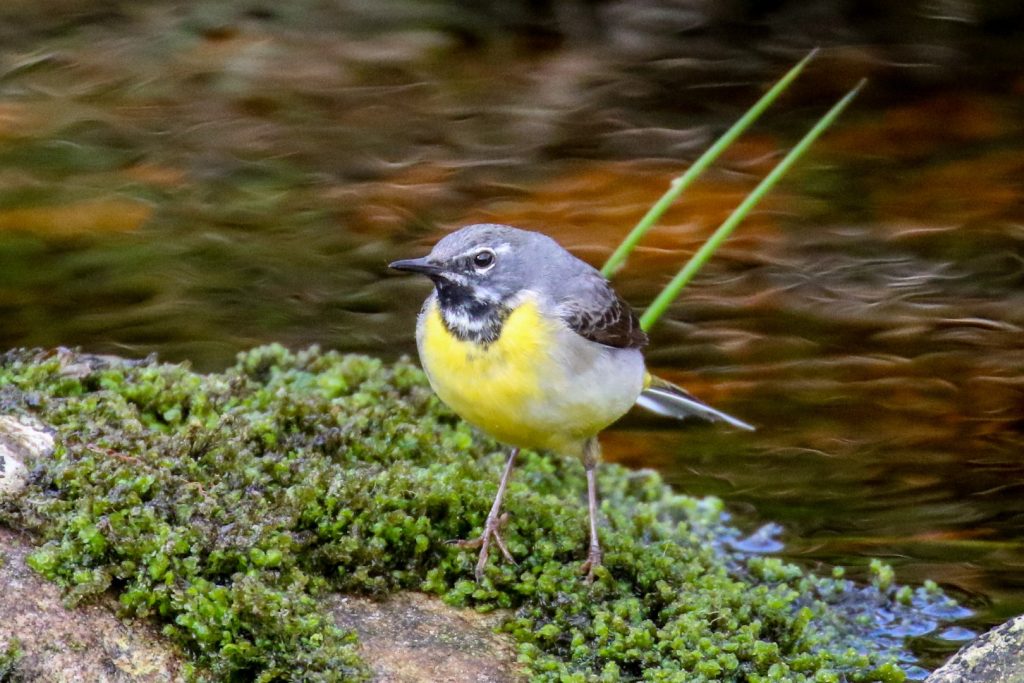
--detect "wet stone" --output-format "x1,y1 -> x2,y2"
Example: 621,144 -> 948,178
926,615 -> 1024,683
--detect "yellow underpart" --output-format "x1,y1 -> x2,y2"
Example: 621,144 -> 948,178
420,298 -> 592,453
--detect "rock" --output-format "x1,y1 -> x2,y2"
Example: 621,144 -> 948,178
0,413 -> 522,681
0,528 -> 521,683
0,416 -> 53,500
329,592 -> 520,683
1,415 -> 183,680
0,528 -> 186,682
926,615 -> 1024,683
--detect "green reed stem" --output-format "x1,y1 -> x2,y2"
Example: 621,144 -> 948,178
600,48 -> 820,278
639,79 -> 866,332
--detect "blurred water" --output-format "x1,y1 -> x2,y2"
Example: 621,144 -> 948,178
0,1 -> 1022,667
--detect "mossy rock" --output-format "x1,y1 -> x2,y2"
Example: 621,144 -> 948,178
0,527 -> 186,682
926,616 -> 1024,683
0,345 -> 961,681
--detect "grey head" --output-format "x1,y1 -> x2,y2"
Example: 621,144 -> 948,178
389,223 -> 609,343
390,224 -> 594,301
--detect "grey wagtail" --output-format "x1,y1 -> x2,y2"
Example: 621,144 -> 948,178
390,223 -> 753,582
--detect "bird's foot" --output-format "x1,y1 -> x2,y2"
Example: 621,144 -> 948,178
449,512 -> 516,582
579,544 -> 602,584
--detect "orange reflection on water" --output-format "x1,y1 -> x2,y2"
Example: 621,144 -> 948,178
460,160 -> 783,268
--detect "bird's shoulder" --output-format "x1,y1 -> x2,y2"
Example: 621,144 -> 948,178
553,273 -> 648,350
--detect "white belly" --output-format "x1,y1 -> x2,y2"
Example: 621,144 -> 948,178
525,324 -> 646,449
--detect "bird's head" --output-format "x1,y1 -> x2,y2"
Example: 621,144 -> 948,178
389,223 -> 561,309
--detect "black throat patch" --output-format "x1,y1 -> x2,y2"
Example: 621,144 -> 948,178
435,281 -> 510,344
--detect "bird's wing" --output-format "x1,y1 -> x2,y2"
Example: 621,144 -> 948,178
558,275 -> 648,349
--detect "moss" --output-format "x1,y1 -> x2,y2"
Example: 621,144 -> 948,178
0,345 -> 960,681
0,640 -> 24,683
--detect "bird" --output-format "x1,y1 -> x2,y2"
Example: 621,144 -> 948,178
389,224 -> 753,582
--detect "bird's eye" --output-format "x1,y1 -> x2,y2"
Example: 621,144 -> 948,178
472,249 -> 495,270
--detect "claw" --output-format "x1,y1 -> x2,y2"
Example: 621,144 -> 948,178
579,545 -> 602,584
452,511 -> 517,582
492,513 -> 516,564
450,449 -> 520,582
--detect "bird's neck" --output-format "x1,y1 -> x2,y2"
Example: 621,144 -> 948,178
434,282 -> 510,344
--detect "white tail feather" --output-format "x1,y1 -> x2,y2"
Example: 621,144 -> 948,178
636,385 -> 754,431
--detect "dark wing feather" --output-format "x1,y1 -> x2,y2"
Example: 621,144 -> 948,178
561,281 -> 648,349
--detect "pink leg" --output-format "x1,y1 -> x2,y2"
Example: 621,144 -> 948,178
451,448 -> 519,581
579,461 -> 603,583
578,438 -> 603,582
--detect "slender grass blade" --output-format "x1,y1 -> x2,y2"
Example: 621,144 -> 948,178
639,79 -> 867,332
601,48 -> 820,277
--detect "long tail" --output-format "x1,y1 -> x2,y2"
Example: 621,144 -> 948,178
636,374 -> 754,431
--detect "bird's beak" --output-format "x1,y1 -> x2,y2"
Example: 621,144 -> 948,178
388,256 -> 442,276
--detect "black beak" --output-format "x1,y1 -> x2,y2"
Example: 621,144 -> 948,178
388,256 -> 442,276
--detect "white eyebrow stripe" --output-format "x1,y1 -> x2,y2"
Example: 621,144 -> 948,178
454,242 -> 511,259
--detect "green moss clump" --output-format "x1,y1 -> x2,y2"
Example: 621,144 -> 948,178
0,639 -> 25,683
0,346 -> 959,681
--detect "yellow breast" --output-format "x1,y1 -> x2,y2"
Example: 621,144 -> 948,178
418,297 -> 564,450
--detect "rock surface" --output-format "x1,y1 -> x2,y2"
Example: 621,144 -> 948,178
331,593 -> 520,682
0,532 -> 521,683
927,615 -> 1024,683
0,414 -> 522,682
0,527 -> 521,683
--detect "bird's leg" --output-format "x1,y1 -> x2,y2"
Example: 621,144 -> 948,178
579,439 -> 603,583
451,447 -> 518,581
